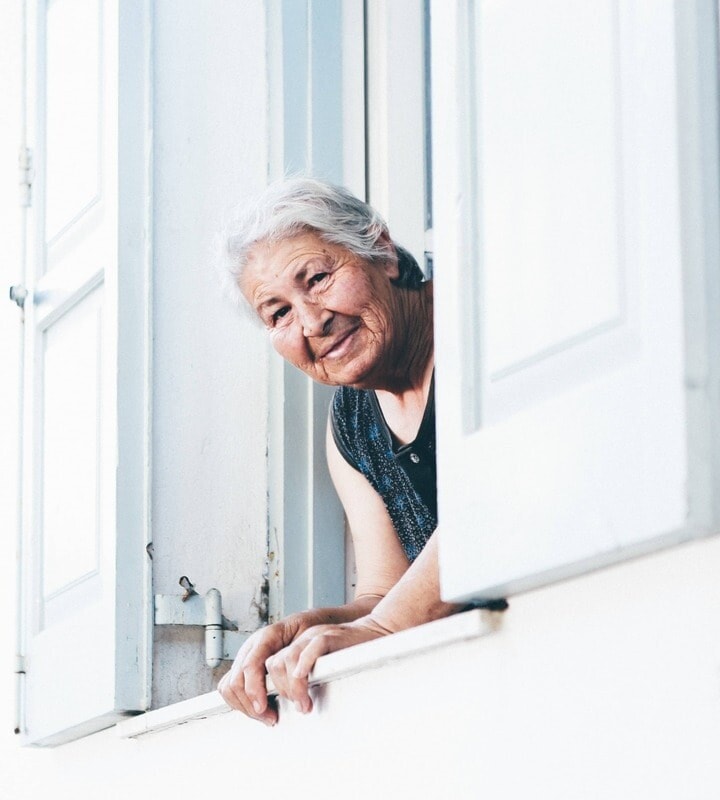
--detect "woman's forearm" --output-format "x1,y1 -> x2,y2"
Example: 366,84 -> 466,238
220,532 -> 461,722
263,531 -> 463,716
364,532 -> 461,634
297,593 -> 383,627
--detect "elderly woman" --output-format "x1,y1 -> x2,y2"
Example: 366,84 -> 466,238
218,178 -> 460,725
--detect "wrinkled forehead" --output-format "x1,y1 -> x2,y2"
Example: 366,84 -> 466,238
239,232 -> 335,303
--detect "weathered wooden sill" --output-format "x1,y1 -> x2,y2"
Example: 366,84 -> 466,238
117,608 -> 500,740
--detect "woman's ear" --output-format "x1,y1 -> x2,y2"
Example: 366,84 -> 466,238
376,233 -> 400,280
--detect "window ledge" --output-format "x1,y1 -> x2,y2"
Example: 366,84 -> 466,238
117,608 -> 499,740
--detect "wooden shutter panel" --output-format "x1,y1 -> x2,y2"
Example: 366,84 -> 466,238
431,0 -> 720,602
19,0 -> 150,745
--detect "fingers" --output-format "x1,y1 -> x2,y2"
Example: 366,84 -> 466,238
243,655 -> 271,716
269,619 -> 389,713
218,629 -> 286,726
266,646 -> 313,714
291,634 -> 333,683
218,668 -> 253,717
266,624 -> 350,713
220,617 -> 388,721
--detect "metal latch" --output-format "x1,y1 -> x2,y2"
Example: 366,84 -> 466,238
18,147 -> 33,208
154,577 -> 252,668
9,285 -> 27,309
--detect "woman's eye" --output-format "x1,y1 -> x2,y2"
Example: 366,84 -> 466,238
308,272 -> 328,287
271,306 -> 290,324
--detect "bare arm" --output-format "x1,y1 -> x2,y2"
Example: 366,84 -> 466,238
363,528 -> 456,633
263,425 -> 462,714
216,597 -> 376,725
266,530 -> 461,714
218,420 -> 414,724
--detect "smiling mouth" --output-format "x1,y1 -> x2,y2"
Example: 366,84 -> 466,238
319,326 -> 360,360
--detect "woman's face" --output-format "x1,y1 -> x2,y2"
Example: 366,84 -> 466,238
241,231 -> 400,388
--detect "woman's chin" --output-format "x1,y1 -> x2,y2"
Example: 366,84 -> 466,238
314,360 -> 375,389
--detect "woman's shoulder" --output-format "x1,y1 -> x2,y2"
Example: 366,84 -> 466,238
331,383 -> 361,413
330,385 -> 373,429
330,386 -> 376,466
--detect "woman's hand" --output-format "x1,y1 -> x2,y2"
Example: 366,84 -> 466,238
267,533 -> 462,716
217,598 -> 383,724
265,616 -> 392,714
218,612 -> 325,726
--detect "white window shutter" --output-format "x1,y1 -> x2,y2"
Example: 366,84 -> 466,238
432,0 -> 720,602
19,0 -> 151,745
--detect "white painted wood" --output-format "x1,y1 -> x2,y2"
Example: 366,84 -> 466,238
149,0 -> 271,708
44,0 -> 101,244
19,0 -> 151,745
341,0 -> 367,201
288,606 -> 496,689
116,691 -> 231,740
432,0 -> 720,601
41,286 -> 101,606
266,0 -> 365,619
366,0 -> 428,263
118,607 -> 497,739
674,0 -> 720,529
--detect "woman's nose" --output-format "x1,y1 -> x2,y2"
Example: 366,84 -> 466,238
300,304 -> 333,337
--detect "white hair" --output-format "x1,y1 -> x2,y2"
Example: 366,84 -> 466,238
217,177 -> 424,308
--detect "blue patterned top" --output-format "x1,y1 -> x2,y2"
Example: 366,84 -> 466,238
329,378 -> 437,562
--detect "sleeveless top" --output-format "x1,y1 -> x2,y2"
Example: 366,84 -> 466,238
330,378 -> 437,562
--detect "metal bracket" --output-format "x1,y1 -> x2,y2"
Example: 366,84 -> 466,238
154,581 -> 252,667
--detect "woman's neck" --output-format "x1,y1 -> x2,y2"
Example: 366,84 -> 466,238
371,280 -> 434,394
372,282 -> 434,443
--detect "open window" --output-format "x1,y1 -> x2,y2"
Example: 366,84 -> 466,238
16,0 -> 371,744
264,0 -> 366,619
266,0 -> 435,614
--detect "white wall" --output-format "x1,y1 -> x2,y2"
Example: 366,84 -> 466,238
1,536 -> 718,800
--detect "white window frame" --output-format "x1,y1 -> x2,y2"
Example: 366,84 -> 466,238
365,0 -> 431,273
266,0 -> 367,619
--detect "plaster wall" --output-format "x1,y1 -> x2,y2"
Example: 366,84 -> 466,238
0,537 -> 718,800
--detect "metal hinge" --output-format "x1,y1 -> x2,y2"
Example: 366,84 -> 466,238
154,577 -> 253,668
18,147 -> 33,208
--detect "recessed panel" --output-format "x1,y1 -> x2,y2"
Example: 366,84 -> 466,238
45,0 -> 101,245
41,287 -> 102,601
478,0 -> 623,377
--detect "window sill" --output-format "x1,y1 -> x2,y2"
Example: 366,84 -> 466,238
117,607 -> 499,740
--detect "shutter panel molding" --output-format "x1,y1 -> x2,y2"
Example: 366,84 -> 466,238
431,0 -> 720,602
19,0 -> 152,746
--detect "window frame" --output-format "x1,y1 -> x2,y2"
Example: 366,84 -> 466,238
265,0 -> 367,620
365,0 -> 432,274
